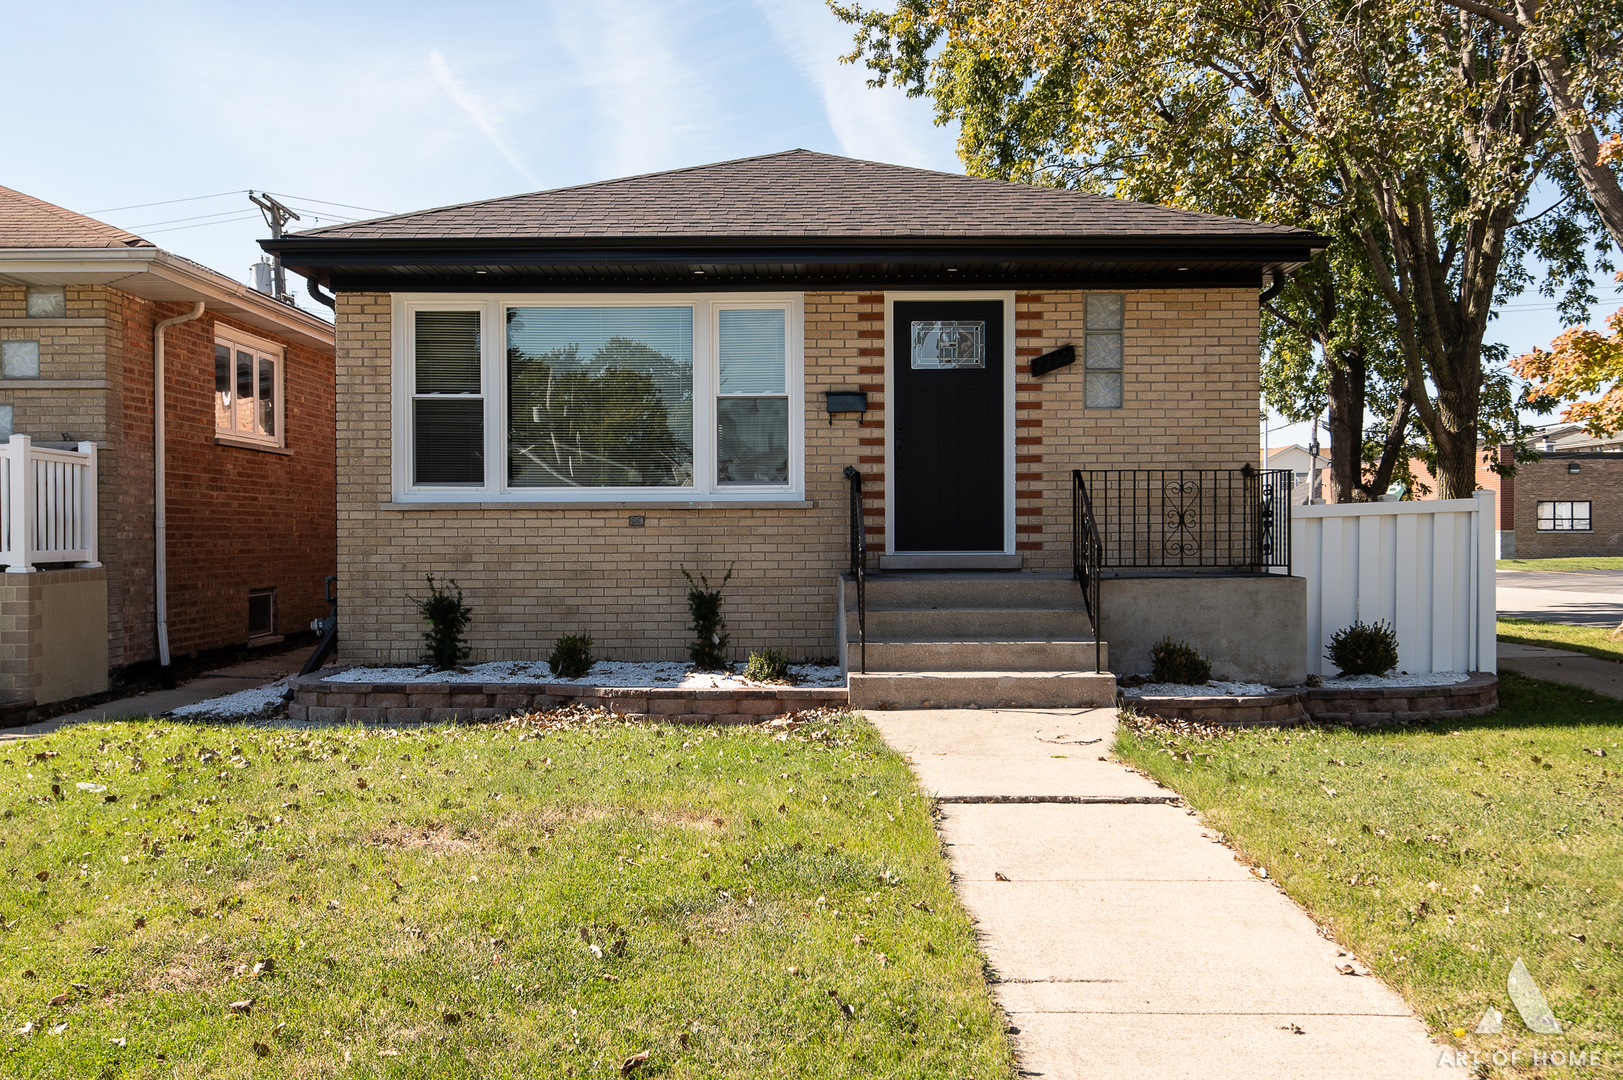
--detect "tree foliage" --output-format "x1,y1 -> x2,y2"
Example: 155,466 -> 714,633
1512,305 -> 1623,432
834,0 -> 1621,499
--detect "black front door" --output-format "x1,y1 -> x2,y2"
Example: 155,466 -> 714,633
894,300 -> 1004,552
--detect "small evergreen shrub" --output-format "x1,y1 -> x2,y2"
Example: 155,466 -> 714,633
1325,619 -> 1400,677
548,633 -> 594,679
681,564 -> 734,671
1151,637 -> 1211,686
743,647 -> 792,683
417,575 -> 472,671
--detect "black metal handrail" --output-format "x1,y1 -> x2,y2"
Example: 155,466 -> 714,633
1076,467 -> 1292,573
843,465 -> 866,674
1071,470 -> 1103,673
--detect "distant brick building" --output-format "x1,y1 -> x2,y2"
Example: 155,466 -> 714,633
1410,424 -> 1623,558
0,186 -> 335,709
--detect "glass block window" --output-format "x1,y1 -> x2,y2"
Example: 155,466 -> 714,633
25,286 -> 65,319
413,311 -> 484,485
506,306 -> 693,488
1536,501 -> 1591,531
1084,293 -> 1124,408
0,405 -> 13,440
910,320 -> 985,368
716,308 -> 788,485
1,341 -> 40,379
215,331 -> 283,448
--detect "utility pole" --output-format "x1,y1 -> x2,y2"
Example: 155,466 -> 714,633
248,192 -> 300,305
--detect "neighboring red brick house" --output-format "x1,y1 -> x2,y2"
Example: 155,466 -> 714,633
1407,423 -> 1623,558
0,186 -> 336,709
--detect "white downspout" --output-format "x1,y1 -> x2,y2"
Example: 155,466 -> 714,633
154,302 -> 205,673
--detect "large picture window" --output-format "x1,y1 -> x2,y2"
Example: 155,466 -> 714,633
396,295 -> 802,501
215,331 -> 283,448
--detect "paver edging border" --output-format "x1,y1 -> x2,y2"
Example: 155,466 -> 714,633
288,671 -> 849,726
1122,673 -> 1499,727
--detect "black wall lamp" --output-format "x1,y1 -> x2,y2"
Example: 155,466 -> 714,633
1569,461 -> 1581,474
825,391 -> 868,424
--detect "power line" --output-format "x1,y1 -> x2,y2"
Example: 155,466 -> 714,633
263,192 -> 394,216
130,207 -> 273,230
91,190 -> 246,214
138,213 -> 263,235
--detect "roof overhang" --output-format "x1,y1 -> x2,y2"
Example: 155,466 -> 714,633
0,248 -> 334,351
262,233 -> 1327,293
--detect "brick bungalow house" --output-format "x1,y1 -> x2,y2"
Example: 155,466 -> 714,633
264,151 -> 1322,703
0,186 -> 336,711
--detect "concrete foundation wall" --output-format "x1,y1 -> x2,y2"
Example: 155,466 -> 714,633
1100,573 -> 1306,685
0,567 -> 109,706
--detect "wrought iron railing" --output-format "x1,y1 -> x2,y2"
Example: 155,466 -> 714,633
1075,467 -> 1292,572
1070,470 -> 1103,672
843,465 -> 866,674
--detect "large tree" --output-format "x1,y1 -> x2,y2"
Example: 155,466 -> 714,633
836,0 -> 1617,498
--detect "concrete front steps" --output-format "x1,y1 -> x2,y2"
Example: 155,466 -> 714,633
839,570 -> 1117,709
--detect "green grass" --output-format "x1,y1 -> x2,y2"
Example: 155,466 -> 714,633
1116,672 -> 1622,1077
1499,618 -> 1623,665
0,711 -> 1015,1079
1498,557 -> 1623,572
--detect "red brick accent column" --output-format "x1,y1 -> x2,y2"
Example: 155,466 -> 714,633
1014,294 -> 1047,553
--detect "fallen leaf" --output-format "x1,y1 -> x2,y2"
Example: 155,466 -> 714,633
251,957 -> 275,979
35,871 -> 48,882
377,1048 -> 398,1057
442,1012 -> 461,1025
621,1049 -> 650,1075
15,1021 -> 36,1037
1336,964 -> 1361,976
994,872 -> 1011,882
589,944 -> 604,960
88,945 -> 109,955
133,917 -> 146,930
108,1037 -> 126,1047
49,1022 -> 68,1035
21,969 -> 35,979
253,1041 -> 271,1058
1280,1023 -> 1306,1034
228,998 -> 254,1015
48,992 -> 70,1007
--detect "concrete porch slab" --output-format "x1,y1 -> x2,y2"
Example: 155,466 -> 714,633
849,671 -> 1116,709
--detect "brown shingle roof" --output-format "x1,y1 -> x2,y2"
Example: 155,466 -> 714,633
292,150 -> 1307,242
0,185 -> 153,249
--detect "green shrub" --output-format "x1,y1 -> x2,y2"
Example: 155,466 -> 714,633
743,647 -> 792,683
1325,619 -> 1400,677
680,564 -> 734,671
417,575 -> 472,671
1151,637 -> 1211,685
548,633 -> 594,679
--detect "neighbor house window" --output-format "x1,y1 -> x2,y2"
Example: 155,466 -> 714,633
1536,501 -> 1591,531
215,330 -> 283,447
248,588 -> 276,642
1,341 -> 40,379
25,286 -> 65,319
397,295 -> 802,500
1083,293 -> 1124,408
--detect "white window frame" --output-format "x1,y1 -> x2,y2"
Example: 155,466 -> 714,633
214,328 -> 285,449
1536,500 -> 1592,531
390,292 -> 805,503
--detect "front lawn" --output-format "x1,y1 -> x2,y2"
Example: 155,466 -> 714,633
1498,557 -> 1623,572
1116,672 -> 1622,1076
1499,618 -> 1623,666
0,710 -> 1014,1079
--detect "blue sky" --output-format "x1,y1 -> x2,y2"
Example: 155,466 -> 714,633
8,0 -> 1616,448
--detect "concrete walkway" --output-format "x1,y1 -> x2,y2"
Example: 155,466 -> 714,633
0,652 -> 310,740
869,706 -> 1441,1079
1498,641 -> 1623,699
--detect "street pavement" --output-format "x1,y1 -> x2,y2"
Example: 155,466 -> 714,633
1497,641 -> 1623,699
869,706 -> 1441,1079
1497,569 -> 1623,628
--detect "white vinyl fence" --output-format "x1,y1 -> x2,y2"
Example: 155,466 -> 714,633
1292,491 -> 1495,676
0,435 -> 100,572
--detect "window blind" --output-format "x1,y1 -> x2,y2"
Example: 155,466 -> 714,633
415,311 -> 481,394
413,311 -> 484,485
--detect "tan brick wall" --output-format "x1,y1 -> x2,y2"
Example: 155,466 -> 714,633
334,288 -> 1259,664
1013,289 -> 1261,570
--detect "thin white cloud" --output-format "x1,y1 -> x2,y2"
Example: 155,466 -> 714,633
551,0 -> 709,179
429,49 -> 540,186
751,0 -> 960,171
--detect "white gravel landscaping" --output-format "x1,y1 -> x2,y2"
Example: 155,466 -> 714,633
169,680 -> 291,719
321,659 -> 847,689
1319,671 -> 1472,689
1121,670 -> 1473,698
1122,680 -> 1277,698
